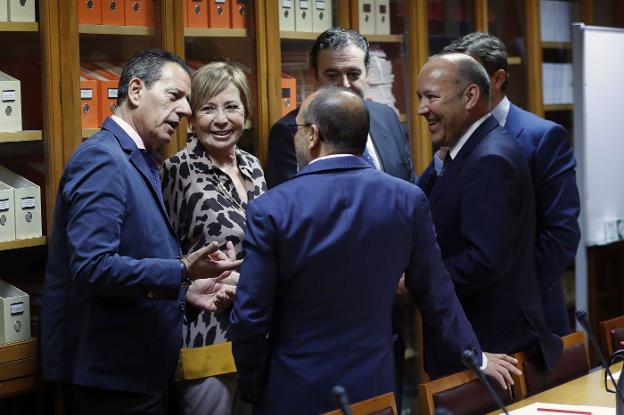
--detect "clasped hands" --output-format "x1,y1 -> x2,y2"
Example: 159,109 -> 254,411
183,241 -> 241,313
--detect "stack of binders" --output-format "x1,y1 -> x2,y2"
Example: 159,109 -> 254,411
184,0 -> 248,29
0,0 -> 36,22
279,0 -> 332,33
0,165 -> 42,243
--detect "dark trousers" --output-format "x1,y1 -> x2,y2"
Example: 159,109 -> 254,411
64,383 -> 168,415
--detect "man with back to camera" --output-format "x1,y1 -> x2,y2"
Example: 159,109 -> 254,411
41,49 -> 241,415
416,53 -> 562,378
443,32 -> 581,336
265,27 -> 417,187
229,86 -> 520,415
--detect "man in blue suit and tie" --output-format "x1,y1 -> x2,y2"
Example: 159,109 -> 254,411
443,33 -> 581,336
230,86 -> 520,414
41,49 -> 240,414
417,53 -> 562,378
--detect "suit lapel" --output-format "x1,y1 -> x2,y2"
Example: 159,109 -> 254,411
428,116 -> 499,207
367,102 -> 389,171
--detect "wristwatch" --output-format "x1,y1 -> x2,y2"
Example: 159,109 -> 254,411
179,258 -> 192,289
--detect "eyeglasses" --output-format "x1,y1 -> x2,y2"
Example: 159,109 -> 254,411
287,122 -> 312,136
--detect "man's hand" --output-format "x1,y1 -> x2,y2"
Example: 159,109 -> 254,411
396,275 -> 411,304
185,275 -> 236,312
482,352 -> 521,390
182,241 -> 242,280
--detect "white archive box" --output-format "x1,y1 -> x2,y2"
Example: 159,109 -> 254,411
8,0 -> 36,22
0,70 -> 22,132
0,182 -> 15,242
358,0 -> 375,34
374,0 -> 390,35
0,166 -> 41,240
0,279 -> 30,345
295,0 -> 312,32
280,0 -> 295,31
312,0 -> 332,33
0,0 -> 8,22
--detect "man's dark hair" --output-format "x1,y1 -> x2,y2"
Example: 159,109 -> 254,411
117,48 -> 190,105
301,86 -> 369,154
309,27 -> 370,78
443,32 -> 509,90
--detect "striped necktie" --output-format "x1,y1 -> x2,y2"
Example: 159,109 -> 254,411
141,150 -> 162,200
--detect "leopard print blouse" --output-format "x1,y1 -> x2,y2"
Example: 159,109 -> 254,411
162,136 -> 266,348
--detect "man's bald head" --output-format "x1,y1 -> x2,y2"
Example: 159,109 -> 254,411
428,53 -> 491,103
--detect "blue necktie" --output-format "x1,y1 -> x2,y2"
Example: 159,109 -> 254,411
362,148 -> 377,168
440,152 -> 452,176
141,150 -> 162,200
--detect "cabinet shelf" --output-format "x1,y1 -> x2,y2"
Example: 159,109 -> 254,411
79,24 -> 156,36
0,22 -> 38,32
184,28 -> 247,38
367,34 -> 403,43
0,131 -> 43,143
0,236 -> 46,252
507,56 -> 522,66
542,41 -> 572,49
544,103 -> 573,111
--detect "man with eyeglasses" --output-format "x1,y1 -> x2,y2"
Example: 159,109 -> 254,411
265,27 -> 417,188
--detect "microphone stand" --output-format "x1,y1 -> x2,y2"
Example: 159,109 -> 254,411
332,385 -> 353,415
462,350 -> 509,415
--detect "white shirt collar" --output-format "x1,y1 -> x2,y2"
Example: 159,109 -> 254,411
308,154 -> 355,165
449,113 -> 492,160
491,96 -> 511,127
111,115 -> 145,150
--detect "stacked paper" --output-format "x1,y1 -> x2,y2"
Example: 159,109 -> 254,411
365,49 -> 399,115
507,402 -> 614,415
540,0 -> 574,42
542,63 -> 573,104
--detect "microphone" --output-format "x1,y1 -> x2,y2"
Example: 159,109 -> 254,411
434,408 -> 454,415
575,308 -> 624,409
461,350 -> 509,415
331,385 -> 353,415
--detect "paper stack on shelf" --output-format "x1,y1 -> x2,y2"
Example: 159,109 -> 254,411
365,49 -> 399,115
542,62 -> 573,104
281,50 -> 315,107
540,0 -> 573,42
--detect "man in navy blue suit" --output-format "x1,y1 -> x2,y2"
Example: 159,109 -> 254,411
230,86 -> 520,414
265,27 -> 416,188
417,53 -> 562,378
443,33 -> 581,336
41,49 -> 240,415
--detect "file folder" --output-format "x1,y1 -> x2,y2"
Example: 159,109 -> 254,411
358,1 -> 375,34
230,0 -> 247,29
79,72 -> 100,129
186,0 -> 209,28
0,166 -> 41,240
208,0 -> 230,28
8,0 -> 35,22
281,74 -> 297,116
375,0 -> 390,35
0,0 -> 8,22
280,0 -> 295,31
78,0 -> 102,25
102,0 -> 125,25
125,0 -> 155,26
0,182 -> 15,243
295,0 -> 312,32
0,70 -> 22,132
81,63 -> 119,125
0,279 -> 30,345
312,0 -> 332,33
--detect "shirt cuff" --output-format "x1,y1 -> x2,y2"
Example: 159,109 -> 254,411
480,352 -> 488,371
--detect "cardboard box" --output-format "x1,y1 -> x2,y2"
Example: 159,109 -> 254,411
230,0 -> 247,29
0,166 -> 41,240
8,0 -> 35,22
358,0 -> 375,34
375,0 -> 390,35
0,182 -> 15,243
0,70 -> 22,132
295,0 -> 312,32
281,74 -> 296,116
78,0 -> 102,25
208,0 -> 230,28
0,0 -> 8,22
80,72 -> 100,129
102,0 -> 125,25
81,64 -> 119,125
186,0 -> 209,28
312,0 -> 331,33
279,0 -> 295,31
0,279 -> 30,345
125,0 -> 155,26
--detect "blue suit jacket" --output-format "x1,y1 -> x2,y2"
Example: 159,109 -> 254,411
505,104 -> 580,335
41,118 -> 185,394
419,116 -> 562,377
230,156 -> 482,414
265,100 -> 417,187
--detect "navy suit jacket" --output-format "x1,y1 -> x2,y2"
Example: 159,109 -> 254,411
230,156 -> 482,414
419,116 -> 562,377
265,100 -> 417,187
506,105 -> 580,282
41,118 -> 185,394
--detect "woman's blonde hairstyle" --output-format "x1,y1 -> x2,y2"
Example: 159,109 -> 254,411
190,61 -> 251,119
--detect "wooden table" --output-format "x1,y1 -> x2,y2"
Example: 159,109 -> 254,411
487,364 -> 620,414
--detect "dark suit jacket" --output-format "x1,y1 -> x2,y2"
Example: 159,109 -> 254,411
41,118 -> 185,394
230,156 -> 482,414
418,116 -> 562,377
505,103 -> 581,335
265,100 -> 417,187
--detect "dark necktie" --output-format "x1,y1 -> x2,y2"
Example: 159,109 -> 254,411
362,148 -> 377,169
141,150 -> 162,200
440,152 -> 452,176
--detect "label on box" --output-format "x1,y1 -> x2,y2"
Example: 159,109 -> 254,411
81,89 -> 93,99
10,302 -> 24,316
21,197 -> 36,210
316,1 -> 325,10
2,90 -> 16,102
282,0 -> 292,8
299,0 -> 309,9
108,88 -> 118,98
215,0 -> 225,3
0,199 -> 8,211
